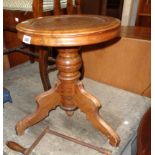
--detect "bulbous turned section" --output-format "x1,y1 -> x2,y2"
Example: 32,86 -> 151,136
60,105 -> 78,116
56,48 -> 82,81
56,48 -> 82,112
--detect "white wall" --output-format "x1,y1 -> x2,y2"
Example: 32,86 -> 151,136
121,0 -> 139,26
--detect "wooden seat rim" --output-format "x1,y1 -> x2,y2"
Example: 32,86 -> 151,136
16,15 -> 120,47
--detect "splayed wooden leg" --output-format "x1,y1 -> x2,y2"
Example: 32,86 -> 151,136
16,84 -> 61,135
73,82 -> 120,147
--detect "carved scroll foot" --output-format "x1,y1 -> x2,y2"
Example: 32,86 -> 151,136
73,82 -> 120,147
16,84 -> 61,135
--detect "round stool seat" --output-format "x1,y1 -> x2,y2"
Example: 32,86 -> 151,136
16,15 -> 120,47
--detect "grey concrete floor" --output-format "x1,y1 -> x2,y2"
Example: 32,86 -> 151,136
3,62 -> 151,155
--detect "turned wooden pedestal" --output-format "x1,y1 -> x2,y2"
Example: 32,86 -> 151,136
16,15 -> 120,147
